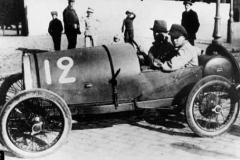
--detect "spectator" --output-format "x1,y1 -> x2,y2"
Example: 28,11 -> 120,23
48,11 -> 63,51
122,10 -> 136,45
63,0 -> 81,49
181,0 -> 200,46
81,7 -> 100,47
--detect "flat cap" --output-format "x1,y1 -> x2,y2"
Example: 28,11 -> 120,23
183,0 -> 193,5
125,10 -> 132,15
113,34 -> 120,40
169,24 -> 188,39
51,11 -> 58,16
87,7 -> 94,13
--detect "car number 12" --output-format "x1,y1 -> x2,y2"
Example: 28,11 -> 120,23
44,57 -> 76,84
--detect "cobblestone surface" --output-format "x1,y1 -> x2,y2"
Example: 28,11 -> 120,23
1,110 -> 240,160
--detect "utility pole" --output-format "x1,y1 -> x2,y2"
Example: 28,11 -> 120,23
227,0 -> 233,43
212,0 -> 222,44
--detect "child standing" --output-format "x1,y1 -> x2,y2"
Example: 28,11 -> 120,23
81,7 -> 101,47
121,10 -> 136,45
48,11 -> 63,51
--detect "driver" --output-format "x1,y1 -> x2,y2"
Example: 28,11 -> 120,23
154,24 -> 201,71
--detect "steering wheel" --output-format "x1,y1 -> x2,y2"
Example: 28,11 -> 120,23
131,40 -> 149,66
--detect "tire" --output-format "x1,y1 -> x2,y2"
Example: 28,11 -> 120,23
0,73 -> 23,106
185,75 -> 239,137
0,88 -> 72,158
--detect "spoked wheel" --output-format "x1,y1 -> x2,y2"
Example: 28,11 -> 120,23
0,73 -> 23,106
186,75 -> 239,137
0,89 -> 72,158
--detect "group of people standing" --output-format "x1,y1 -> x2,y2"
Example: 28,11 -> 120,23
48,0 -> 201,72
48,0 -> 100,50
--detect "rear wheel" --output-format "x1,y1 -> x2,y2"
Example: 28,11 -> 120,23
186,75 -> 239,137
0,89 -> 72,158
0,73 -> 23,106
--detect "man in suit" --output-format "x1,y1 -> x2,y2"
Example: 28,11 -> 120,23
63,0 -> 81,49
181,0 -> 200,46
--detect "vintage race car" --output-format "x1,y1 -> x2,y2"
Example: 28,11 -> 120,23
0,42 -> 239,158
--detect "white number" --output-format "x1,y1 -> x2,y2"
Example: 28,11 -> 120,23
44,60 -> 52,84
57,57 -> 76,84
44,57 -> 76,84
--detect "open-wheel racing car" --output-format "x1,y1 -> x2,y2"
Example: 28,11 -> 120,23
0,42 -> 240,158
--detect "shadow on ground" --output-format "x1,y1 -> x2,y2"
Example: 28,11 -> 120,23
71,109 -> 195,137
171,142 -> 240,159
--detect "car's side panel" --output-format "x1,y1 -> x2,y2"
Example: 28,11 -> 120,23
33,44 -> 142,105
35,47 -> 113,105
138,67 -> 202,103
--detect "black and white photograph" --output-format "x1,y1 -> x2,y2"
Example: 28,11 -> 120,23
1,0 -> 240,160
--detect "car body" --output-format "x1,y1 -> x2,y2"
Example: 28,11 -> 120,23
0,43 -> 240,158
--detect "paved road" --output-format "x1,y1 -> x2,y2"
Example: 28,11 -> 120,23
1,110 -> 240,160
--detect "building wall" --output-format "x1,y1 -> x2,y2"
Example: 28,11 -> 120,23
24,0 -> 230,42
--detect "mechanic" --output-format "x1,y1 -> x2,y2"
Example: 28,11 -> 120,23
80,7 -> 101,47
153,24 -> 201,72
48,11 -> 63,51
148,20 -> 175,69
122,10 -> 136,45
63,0 -> 81,49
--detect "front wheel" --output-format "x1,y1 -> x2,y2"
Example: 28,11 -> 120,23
0,89 -> 72,158
185,75 -> 239,137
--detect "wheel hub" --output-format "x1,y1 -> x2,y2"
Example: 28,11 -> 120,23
31,116 -> 43,135
212,105 -> 222,114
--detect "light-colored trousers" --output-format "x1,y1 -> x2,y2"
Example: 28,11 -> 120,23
84,35 -> 97,47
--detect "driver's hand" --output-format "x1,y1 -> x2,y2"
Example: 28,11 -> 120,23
153,59 -> 163,68
138,45 -> 144,52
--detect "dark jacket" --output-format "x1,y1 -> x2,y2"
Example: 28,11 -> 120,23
63,6 -> 80,34
122,13 -> 136,32
148,38 -> 175,63
48,18 -> 63,36
181,9 -> 200,39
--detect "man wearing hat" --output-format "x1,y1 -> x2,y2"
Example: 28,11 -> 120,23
63,0 -> 81,49
80,7 -> 101,47
181,0 -> 200,46
48,11 -> 63,51
121,10 -> 136,45
154,24 -> 201,71
148,20 -> 175,69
